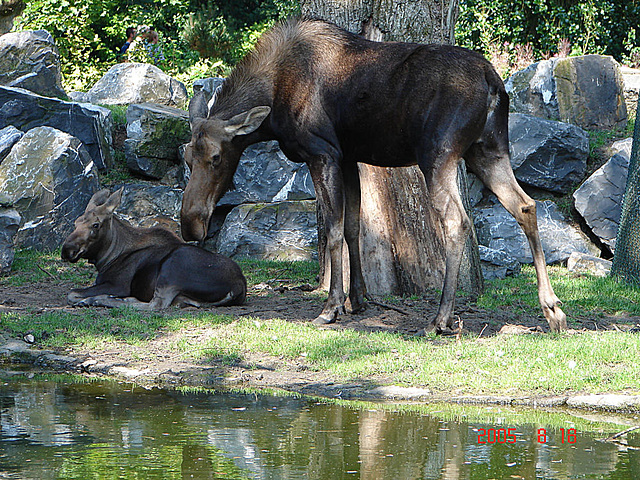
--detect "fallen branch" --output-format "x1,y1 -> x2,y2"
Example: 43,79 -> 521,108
604,425 -> 640,442
366,297 -> 412,316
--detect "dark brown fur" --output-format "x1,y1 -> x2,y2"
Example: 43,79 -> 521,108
62,189 -> 246,309
182,18 -> 566,333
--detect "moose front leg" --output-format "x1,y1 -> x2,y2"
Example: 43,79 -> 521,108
308,157 -> 346,325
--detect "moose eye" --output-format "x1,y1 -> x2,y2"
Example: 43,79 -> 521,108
92,223 -> 100,230
212,154 -> 221,165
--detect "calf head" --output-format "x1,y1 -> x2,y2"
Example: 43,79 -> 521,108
181,90 -> 271,242
61,188 -> 123,263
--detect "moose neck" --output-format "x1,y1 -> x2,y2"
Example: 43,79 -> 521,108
92,217 -> 135,272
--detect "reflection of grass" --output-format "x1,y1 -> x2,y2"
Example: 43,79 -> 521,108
478,264 -> 640,320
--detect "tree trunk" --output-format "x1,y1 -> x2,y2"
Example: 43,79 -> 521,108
304,0 -> 484,296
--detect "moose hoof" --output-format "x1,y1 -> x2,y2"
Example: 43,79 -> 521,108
345,297 -> 366,315
312,313 -> 336,325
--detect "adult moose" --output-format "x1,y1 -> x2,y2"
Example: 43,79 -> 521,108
62,189 -> 246,309
182,17 -> 567,333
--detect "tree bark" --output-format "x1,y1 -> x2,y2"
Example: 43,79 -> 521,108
304,0 -> 483,296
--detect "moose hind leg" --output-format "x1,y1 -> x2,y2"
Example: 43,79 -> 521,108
343,161 -> 367,314
422,163 -> 472,334
469,150 -> 566,331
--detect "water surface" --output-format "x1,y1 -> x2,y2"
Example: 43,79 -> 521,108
1,373 -> 638,479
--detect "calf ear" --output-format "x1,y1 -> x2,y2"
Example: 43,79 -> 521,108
224,106 -> 271,136
102,188 -> 124,214
86,189 -> 111,211
189,90 -> 209,125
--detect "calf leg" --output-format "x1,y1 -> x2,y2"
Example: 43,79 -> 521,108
421,160 -> 472,334
467,149 -> 566,332
343,161 -> 367,314
308,157 -> 346,324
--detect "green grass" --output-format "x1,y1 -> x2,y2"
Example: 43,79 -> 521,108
6,248 -> 94,287
478,264 -> 640,319
236,258 -> 319,286
174,316 -> 640,396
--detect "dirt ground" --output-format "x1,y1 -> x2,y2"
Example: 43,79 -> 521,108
2,275 -> 640,400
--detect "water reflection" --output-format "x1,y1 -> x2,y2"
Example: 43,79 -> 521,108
0,374 -> 638,479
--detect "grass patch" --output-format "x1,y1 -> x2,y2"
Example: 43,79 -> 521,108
236,258 -> 319,286
175,316 -> 640,396
478,264 -> 640,319
6,248 -> 94,287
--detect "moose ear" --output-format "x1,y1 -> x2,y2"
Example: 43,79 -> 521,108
224,106 -> 271,136
189,90 -> 209,125
102,188 -> 124,214
86,189 -> 111,211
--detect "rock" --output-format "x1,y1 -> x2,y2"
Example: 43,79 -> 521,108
113,183 -> 183,234
474,199 -> 597,264
219,141 -> 315,207
216,200 -> 318,260
193,77 -> 224,105
0,125 -> 22,164
0,208 -> 20,274
573,148 -> 630,251
621,65 -> 640,117
567,252 -> 611,277
478,245 -> 521,280
509,113 -> 588,194
0,30 -> 66,99
0,86 -> 113,170
506,55 -> 627,130
124,103 -> 191,179
77,63 -> 188,109
608,137 -> 633,159
0,126 -> 100,250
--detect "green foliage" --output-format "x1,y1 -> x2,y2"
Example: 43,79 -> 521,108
456,0 -> 640,65
13,0 -> 298,92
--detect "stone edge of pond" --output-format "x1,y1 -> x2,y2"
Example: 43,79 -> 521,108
2,337 -> 640,414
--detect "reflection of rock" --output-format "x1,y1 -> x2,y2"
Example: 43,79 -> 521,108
509,113 -> 588,194
0,30 -> 66,99
70,63 -> 188,108
573,143 -> 631,252
0,126 -> 100,250
219,141 -> 315,207
217,201 -> 318,261
0,208 -> 20,274
506,54 -> 627,130
474,199 -> 597,264
0,86 -> 113,170
124,103 -> 191,179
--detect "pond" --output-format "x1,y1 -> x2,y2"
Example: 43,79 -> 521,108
1,372 -> 638,479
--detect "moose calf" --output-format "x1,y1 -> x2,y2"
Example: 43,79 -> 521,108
62,188 -> 246,309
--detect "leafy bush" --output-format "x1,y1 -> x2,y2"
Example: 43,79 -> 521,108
456,0 -> 640,65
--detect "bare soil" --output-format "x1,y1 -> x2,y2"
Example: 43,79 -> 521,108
2,276 -> 639,400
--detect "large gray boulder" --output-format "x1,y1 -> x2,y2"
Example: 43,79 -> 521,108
506,55 -> 627,130
125,103 -> 191,179
478,245 -> 521,281
0,126 -> 100,250
0,86 -> 113,170
474,199 -> 597,264
0,208 -> 20,274
0,30 -> 66,99
219,141 -> 315,207
217,200 -> 318,261
509,113 -> 588,194
573,142 -> 631,252
0,125 -> 22,164
72,63 -> 188,109
113,183 -> 183,235
193,77 -> 224,105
